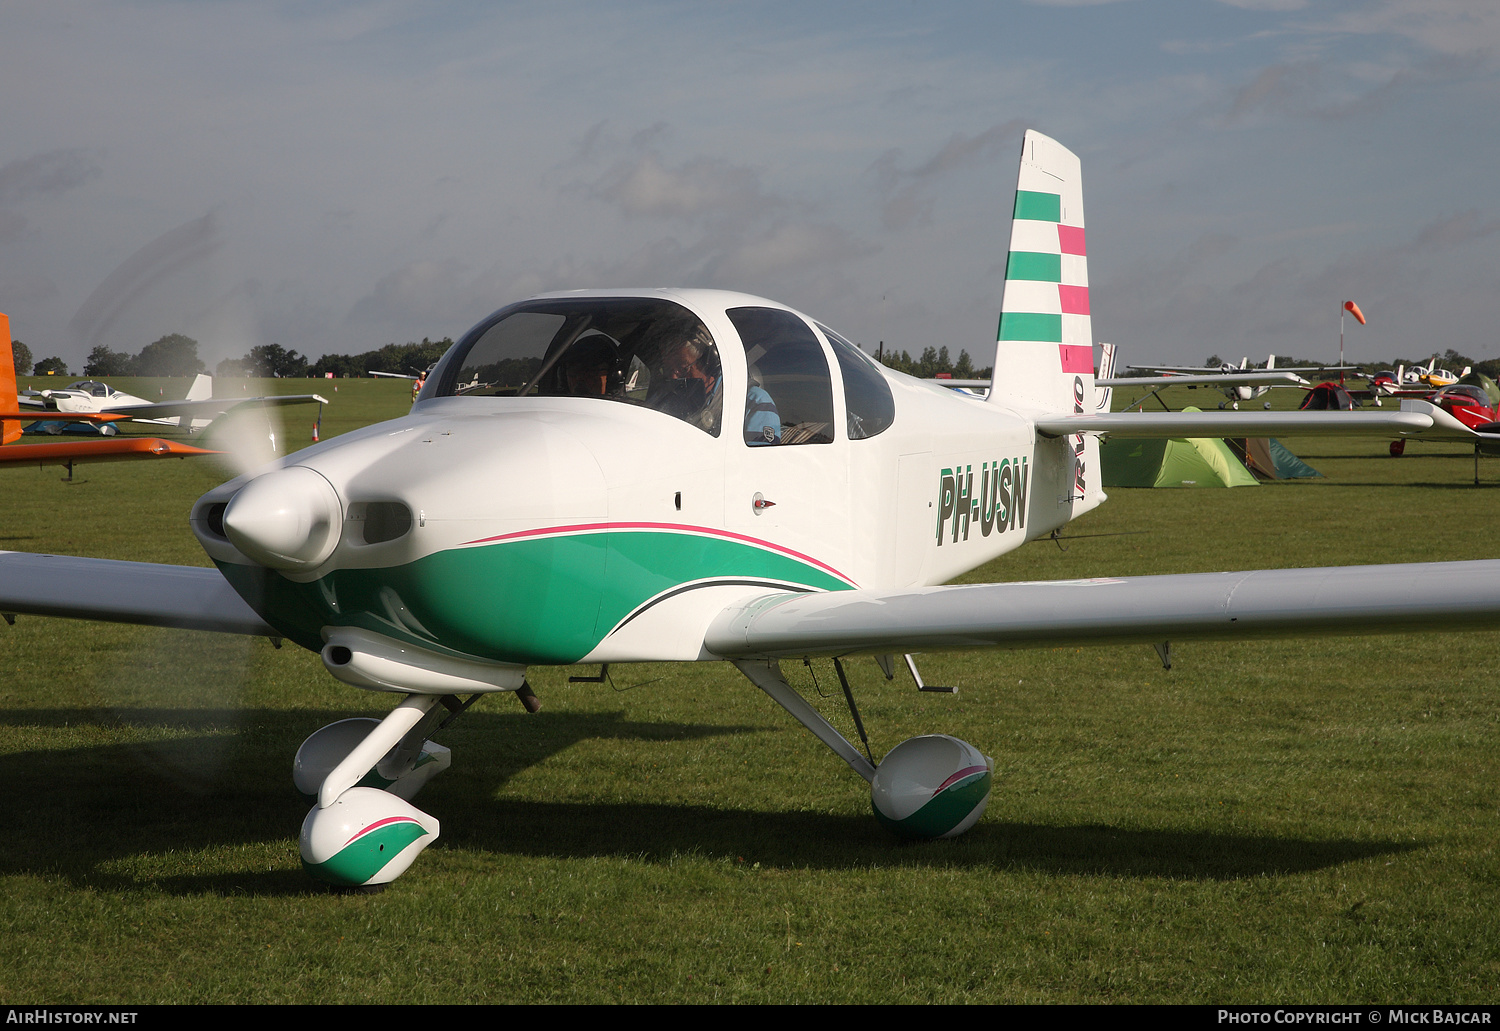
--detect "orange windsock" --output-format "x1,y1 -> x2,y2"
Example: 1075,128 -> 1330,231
1344,300 -> 1367,325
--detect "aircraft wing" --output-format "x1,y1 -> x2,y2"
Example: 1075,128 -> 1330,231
102,394 -> 330,420
1100,372 -> 1308,388
1128,365 -> 1357,376
6,551 -> 1497,668
0,552 -> 274,635
0,411 -> 131,423
0,438 -> 218,466
704,560 -> 1500,659
1035,410 -> 1432,438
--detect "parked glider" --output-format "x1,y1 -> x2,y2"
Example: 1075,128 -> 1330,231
6,131 -> 1500,889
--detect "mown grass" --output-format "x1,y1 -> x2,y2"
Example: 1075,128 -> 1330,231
1,377 -> 1496,1003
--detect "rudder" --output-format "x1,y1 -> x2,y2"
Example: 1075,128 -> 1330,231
1,314 -> 20,445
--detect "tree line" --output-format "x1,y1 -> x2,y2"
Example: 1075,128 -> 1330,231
875,345 -> 992,380
16,332 -> 978,382
9,335 -> 454,380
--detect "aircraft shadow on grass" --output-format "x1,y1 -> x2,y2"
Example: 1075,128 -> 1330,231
0,707 -> 1418,895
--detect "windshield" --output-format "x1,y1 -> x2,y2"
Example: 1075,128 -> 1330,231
432,298 -> 724,436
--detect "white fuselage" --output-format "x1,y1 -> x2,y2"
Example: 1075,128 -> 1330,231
189,290 -> 1101,672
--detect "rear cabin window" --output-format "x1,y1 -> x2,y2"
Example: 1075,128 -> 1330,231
818,323 -> 895,439
726,307 -> 835,446
430,298 -> 724,436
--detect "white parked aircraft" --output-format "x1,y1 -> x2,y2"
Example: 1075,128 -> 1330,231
3,131 -> 1496,888
1102,356 -> 1320,410
21,374 -> 329,431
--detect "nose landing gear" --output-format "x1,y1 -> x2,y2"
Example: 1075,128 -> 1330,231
293,693 -> 465,888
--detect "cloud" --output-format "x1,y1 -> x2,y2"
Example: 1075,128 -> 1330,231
67,213 -> 221,355
345,258 -> 473,330
714,222 -> 874,282
0,149 -> 102,207
1407,210 -> 1500,253
1225,62 -> 1322,121
1215,0 -> 1306,10
870,121 -> 1026,231
1307,0 -> 1500,57
0,209 -> 26,243
591,151 -> 779,223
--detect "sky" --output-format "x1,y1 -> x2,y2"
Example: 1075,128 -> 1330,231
3,0 -> 1499,373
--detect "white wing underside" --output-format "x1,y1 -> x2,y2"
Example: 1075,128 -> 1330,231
0,552 -> 273,635
705,560 -> 1500,659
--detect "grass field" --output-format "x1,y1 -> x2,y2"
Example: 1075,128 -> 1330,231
2,376 -> 1497,1003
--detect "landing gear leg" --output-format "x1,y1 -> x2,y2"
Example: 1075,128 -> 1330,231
297,694 -> 450,888
731,659 -> 992,840
733,659 -> 874,781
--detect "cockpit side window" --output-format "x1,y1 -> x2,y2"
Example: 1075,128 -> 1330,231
726,307 -> 834,446
431,298 -> 723,436
818,323 -> 896,440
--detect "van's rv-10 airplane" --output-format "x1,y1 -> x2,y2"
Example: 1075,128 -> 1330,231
4,131 -> 1498,888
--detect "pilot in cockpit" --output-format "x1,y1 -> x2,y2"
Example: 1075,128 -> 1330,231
651,329 -> 724,434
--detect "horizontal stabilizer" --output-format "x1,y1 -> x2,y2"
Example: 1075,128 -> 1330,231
0,552 -> 274,636
1035,410 -> 1431,438
705,560 -> 1500,659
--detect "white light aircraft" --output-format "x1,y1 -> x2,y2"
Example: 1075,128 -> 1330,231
1102,357 -> 1321,410
20,374 -> 329,431
4,131 -> 1498,889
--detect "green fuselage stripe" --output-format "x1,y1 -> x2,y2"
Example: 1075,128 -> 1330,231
219,528 -> 852,665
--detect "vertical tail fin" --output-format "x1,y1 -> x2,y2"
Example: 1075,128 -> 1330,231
1,313 -> 20,445
987,129 -> 1092,414
186,373 -> 213,401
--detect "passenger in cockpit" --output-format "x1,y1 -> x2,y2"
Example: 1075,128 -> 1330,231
744,372 -> 781,445
560,332 -> 621,397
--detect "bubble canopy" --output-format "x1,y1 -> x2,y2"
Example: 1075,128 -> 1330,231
424,293 -> 896,443
427,296 -> 725,436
